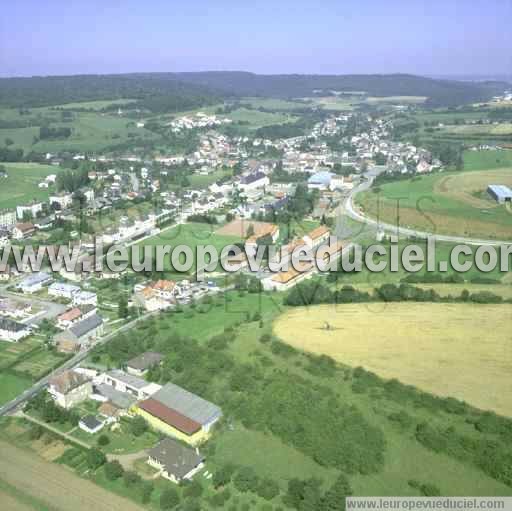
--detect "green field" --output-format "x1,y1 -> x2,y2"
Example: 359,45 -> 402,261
137,222 -> 241,274
0,162 -> 62,209
0,373 -> 32,406
52,99 -> 137,110
357,150 -> 512,240
187,167 -> 232,188
241,97 -> 312,110
224,107 -> 297,128
0,107 -> 160,153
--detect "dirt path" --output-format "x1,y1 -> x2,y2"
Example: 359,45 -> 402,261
0,441 -> 145,511
0,490 -> 38,511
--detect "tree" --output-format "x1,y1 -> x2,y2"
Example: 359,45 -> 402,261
233,467 -> 259,493
213,463 -> 236,489
160,487 -> 180,510
97,434 -> 110,446
130,416 -> 148,437
123,470 -> 141,487
86,448 -> 106,470
141,481 -> 154,503
104,460 -> 124,481
257,478 -> 280,500
118,295 -> 129,318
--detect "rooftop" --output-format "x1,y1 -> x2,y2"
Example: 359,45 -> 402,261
126,352 -> 164,371
69,314 -> 103,338
147,437 -> 204,479
105,369 -> 149,390
49,370 -> 89,394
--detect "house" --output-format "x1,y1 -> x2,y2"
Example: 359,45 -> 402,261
0,298 -> 31,319
47,370 -> 92,409
264,262 -> 313,292
54,314 -> 104,351
244,223 -> 280,258
49,192 -> 73,210
238,171 -> 270,192
72,291 -> 98,306
101,369 -> 161,400
79,415 -> 104,434
12,222 -> 35,240
134,281 -> 182,312
147,437 -> 205,483
17,272 -> 52,294
0,209 -> 17,227
135,382 -> 222,445
126,352 -> 164,377
16,202 -> 43,220
34,216 -> 54,230
488,184 -> 512,204
56,305 -> 96,330
0,317 -> 31,342
48,282 -> 81,300
303,225 -> 330,248
307,171 -> 333,190
93,383 -> 137,410
98,401 -> 122,423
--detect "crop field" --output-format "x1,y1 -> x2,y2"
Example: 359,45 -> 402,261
274,303 -> 512,417
13,349 -> 66,379
365,95 -> 427,104
0,339 -> 40,370
439,123 -> 512,136
0,441 -> 145,511
0,162 -> 62,209
0,373 -> 32,406
357,162 -> 512,240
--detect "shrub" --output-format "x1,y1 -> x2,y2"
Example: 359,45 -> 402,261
104,460 -> 124,481
97,434 -> 110,446
160,487 -> 180,510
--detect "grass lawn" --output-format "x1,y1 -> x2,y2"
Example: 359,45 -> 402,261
357,163 -> 512,239
137,222 -> 241,273
53,99 -> 137,110
0,372 -> 32,406
241,97 -> 312,111
0,338 -> 41,370
0,162 -> 62,209
13,349 -> 67,379
188,167 -> 232,189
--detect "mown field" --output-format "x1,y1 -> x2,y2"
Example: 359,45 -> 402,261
223,107 -> 297,128
274,303 -> 512,417
0,105 -> 160,153
357,150 -> 512,240
0,162 -> 62,209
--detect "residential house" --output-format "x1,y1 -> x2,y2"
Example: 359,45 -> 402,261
72,291 -> 98,306
98,401 -> 122,423
54,314 -> 103,352
147,438 -> 205,483
56,304 -> 96,330
16,202 -> 43,220
47,370 -> 93,409
126,352 -> 164,377
0,209 -> 17,227
100,369 -> 161,400
49,192 -> 73,210
0,317 -> 31,342
17,272 -> 52,294
79,415 -> 104,434
48,282 -> 81,300
303,226 -> 330,248
12,222 -> 35,240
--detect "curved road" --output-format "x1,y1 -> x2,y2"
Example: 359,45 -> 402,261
344,173 -> 512,246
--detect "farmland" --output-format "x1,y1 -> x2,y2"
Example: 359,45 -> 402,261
0,162 -> 62,209
274,303 -> 512,417
223,107 -> 297,128
357,150 -> 512,239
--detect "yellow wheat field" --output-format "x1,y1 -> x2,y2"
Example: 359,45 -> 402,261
274,303 -> 512,417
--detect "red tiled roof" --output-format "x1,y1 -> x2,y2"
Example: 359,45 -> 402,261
138,398 -> 201,435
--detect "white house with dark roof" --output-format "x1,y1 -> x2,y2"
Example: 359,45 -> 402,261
0,317 -> 31,342
48,369 -> 92,409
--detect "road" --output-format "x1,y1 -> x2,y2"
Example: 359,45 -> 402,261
0,310 -> 156,417
343,171 -> 512,246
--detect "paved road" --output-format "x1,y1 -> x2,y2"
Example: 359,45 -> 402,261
0,288 -> 67,325
344,173 -> 512,246
0,311 -> 156,417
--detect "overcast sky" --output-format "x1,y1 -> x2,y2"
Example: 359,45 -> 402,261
1,0 -> 510,78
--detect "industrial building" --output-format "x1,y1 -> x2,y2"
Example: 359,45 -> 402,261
488,184 -> 512,204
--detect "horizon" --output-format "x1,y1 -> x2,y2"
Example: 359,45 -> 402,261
1,0 -> 510,78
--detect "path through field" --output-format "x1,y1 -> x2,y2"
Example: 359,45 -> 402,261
0,441 -> 145,511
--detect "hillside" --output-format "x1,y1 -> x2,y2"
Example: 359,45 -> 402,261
0,72 -> 506,110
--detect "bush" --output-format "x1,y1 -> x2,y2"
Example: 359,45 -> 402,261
123,470 -> 141,487
141,481 -> 154,503
130,416 -> 148,437
233,467 -> 259,493
104,460 -> 124,481
160,487 -> 180,510
86,448 -> 106,470
257,478 -> 280,500
97,434 -> 110,446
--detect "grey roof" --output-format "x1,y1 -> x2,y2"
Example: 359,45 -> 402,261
152,383 -> 222,426
0,317 -> 29,332
147,437 -> 203,479
69,314 -> 103,338
126,352 -> 164,371
95,383 -> 137,409
80,415 -> 102,429
19,272 -> 52,287
105,369 -> 148,390
488,184 -> 512,199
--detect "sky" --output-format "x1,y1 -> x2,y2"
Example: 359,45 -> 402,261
1,0 -> 511,78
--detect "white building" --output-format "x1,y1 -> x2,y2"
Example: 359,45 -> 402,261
48,282 -> 81,300
47,370 -> 93,409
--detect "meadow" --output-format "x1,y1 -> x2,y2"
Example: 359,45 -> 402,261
0,162 -> 62,209
357,150 -> 512,240
274,303 -> 512,417
224,107 -> 297,128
